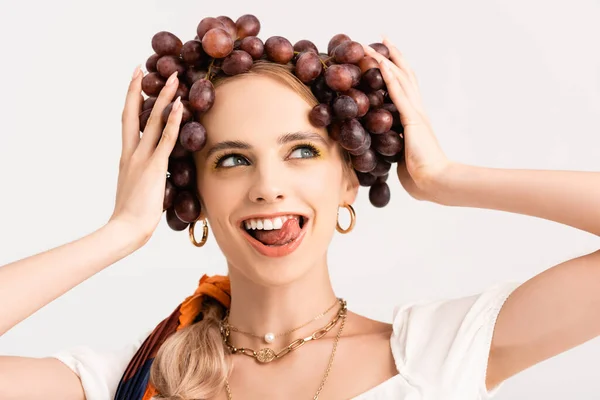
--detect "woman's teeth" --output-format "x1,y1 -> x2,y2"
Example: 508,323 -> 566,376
244,215 -> 300,231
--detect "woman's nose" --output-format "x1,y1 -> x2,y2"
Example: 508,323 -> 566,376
247,164 -> 286,204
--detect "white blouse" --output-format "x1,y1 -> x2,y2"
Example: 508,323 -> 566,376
52,281 -> 519,400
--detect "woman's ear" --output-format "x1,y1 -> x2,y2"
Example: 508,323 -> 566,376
342,168 -> 360,205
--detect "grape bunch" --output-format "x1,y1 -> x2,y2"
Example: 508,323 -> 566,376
139,14 -> 405,231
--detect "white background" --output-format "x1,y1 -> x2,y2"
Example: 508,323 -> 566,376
0,0 -> 599,398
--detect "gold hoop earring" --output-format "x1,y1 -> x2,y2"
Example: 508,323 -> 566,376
336,204 -> 356,234
189,218 -> 209,247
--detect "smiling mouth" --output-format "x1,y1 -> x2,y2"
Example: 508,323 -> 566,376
241,215 -> 307,247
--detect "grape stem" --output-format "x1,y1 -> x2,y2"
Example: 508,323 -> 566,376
205,58 -> 216,81
319,56 -> 334,70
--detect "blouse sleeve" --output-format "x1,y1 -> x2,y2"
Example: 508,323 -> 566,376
50,331 -> 149,400
390,281 -> 520,399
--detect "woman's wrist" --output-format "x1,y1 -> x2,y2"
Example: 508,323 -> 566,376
104,217 -> 153,254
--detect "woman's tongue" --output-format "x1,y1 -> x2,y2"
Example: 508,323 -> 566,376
252,218 -> 301,246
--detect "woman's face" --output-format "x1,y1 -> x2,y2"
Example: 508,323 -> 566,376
195,74 -> 358,286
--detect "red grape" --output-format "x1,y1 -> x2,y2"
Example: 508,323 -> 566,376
143,97 -> 157,111
358,56 -> 379,73
216,16 -> 237,39
189,79 -> 215,113
236,14 -> 260,39
362,68 -> 385,91
311,76 -> 335,103
346,64 -> 361,87
180,121 -> 207,152
197,17 -> 226,40
141,72 -> 166,96
369,42 -> 390,58
264,36 -> 294,64
170,158 -> 195,188
379,103 -> 402,128
293,39 -> 318,54
308,104 -> 332,127
164,179 -> 177,210
175,82 -> 189,101
328,121 -> 341,141
294,51 -> 322,83
367,91 -> 384,108
324,64 -> 353,92
334,41 -> 365,64
166,207 -> 189,231
343,88 -> 369,117
185,66 -> 208,85
222,50 -> 253,75
376,173 -> 389,183
239,36 -> 264,60
371,158 -> 392,176
152,31 -> 183,57
327,33 -> 351,55
202,28 -> 234,58
333,95 -> 358,120
364,108 -> 393,134
156,55 -> 186,79
351,148 -> 378,172
170,141 -> 191,159
181,40 -> 205,66
146,53 -> 160,72
174,190 -> 201,223
369,182 -> 390,207
371,130 -> 403,156
356,171 -> 377,187
339,118 -> 367,151
347,131 -> 371,156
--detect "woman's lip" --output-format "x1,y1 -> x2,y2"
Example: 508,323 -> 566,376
237,212 -> 309,226
240,219 -> 309,258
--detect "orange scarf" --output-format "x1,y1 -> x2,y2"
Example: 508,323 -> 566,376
114,274 -> 231,400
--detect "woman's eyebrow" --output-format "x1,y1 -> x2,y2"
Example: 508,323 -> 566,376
205,131 -> 327,157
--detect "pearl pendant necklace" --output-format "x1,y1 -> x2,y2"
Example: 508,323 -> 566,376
264,332 -> 275,344
222,297 -> 341,344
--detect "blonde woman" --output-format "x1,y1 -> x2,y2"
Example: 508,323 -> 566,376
1,24 -> 599,400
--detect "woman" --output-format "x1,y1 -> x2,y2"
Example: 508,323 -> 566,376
0,33 -> 599,400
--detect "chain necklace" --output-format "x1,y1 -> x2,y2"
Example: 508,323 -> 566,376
222,297 -> 340,344
220,299 -> 346,363
223,304 -> 347,400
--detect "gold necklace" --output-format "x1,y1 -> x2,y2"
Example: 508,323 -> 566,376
222,297 -> 339,344
224,305 -> 347,400
220,299 -> 346,363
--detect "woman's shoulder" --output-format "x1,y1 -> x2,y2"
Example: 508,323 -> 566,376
388,281 -> 521,398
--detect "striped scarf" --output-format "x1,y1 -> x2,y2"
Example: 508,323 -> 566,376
114,274 -> 231,400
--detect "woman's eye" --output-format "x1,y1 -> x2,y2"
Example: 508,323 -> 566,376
218,155 -> 249,168
289,146 -> 318,159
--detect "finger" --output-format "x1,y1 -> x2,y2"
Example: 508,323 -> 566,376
151,96 -> 183,171
136,71 -> 180,157
382,36 -> 419,90
378,59 -> 422,126
121,65 -> 144,162
365,45 -> 423,112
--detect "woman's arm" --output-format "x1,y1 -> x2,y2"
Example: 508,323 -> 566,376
426,163 -> 600,390
0,220 -> 145,336
429,163 -> 600,236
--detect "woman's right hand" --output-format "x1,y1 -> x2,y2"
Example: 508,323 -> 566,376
108,68 -> 183,244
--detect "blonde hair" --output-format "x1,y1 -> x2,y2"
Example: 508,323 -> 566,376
150,61 -> 351,400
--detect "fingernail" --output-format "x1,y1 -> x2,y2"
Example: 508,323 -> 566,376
167,72 -> 178,86
173,96 -> 182,110
131,65 -> 141,80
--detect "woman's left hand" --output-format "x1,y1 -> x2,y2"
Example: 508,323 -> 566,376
363,38 -> 452,201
